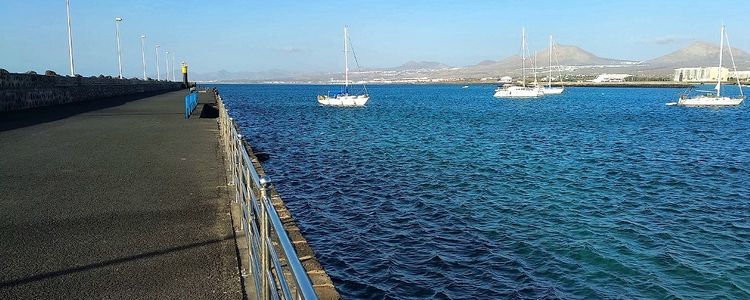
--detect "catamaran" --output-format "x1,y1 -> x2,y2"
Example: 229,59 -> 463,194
673,25 -> 744,107
494,27 -> 543,98
318,26 -> 369,107
543,35 -> 565,95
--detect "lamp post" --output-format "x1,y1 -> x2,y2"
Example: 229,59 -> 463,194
165,51 -> 170,81
155,45 -> 161,80
140,35 -> 147,80
171,51 -> 176,81
115,17 -> 123,79
66,0 -> 75,76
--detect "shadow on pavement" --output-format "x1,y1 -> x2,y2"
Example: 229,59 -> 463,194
0,234 -> 233,289
0,90 -> 182,132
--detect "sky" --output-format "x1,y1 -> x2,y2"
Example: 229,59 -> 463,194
1,0 -> 748,77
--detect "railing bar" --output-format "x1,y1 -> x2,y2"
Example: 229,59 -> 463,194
263,195 -> 318,300
267,238 -> 295,300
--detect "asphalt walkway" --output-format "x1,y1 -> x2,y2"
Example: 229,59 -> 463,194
0,90 -> 243,299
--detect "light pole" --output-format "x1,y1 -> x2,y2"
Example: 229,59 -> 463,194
165,51 -> 170,81
171,51 -> 176,81
115,17 -> 123,79
66,0 -> 75,76
155,45 -> 161,80
140,35 -> 147,80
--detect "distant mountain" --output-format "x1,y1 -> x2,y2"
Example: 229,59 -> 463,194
646,41 -> 750,68
194,41 -> 750,83
445,44 -> 630,78
539,44 -> 628,66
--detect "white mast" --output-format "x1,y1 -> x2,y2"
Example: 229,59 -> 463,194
66,0 -> 75,76
717,25 -> 724,97
534,51 -> 538,85
549,35 -> 553,88
521,27 -> 526,87
344,26 -> 349,92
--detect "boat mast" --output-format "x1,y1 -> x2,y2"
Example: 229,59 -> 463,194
521,27 -> 526,87
717,25 -> 724,97
344,26 -> 349,93
534,51 -> 538,85
549,35 -> 553,88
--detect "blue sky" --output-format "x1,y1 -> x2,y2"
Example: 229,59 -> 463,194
1,0 -> 748,77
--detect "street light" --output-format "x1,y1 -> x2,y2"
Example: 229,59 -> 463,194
155,45 -> 161,80
66,0 -> 75,76
171,51 -> 176,81
115,17 -> 123,79
140,34 -> 147,80
165,51 -> 170,81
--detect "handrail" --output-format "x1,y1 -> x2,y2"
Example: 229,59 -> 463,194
214,90 -> 318,300
184,91 -> 197,119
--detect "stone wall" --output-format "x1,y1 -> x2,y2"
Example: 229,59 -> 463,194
0,71 -> 184,112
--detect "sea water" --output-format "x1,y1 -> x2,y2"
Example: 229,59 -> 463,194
213,84 -> 750,299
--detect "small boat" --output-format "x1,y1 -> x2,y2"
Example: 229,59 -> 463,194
542,35 -> 564,95
674,25 -> 744,107
318,26 -> 369,107
462,85 -> 469,89
495,27 -> 543,98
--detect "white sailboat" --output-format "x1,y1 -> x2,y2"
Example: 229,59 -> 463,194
674,25 -> 744,107
494,27 -> 543,98
543,35 -> 564,95
318,26 -> 369,107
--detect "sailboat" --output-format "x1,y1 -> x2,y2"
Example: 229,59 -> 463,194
318,26 -> 369,107
494,27 -> 544,98
543,35 -> 564,95
674,25 -> 744,107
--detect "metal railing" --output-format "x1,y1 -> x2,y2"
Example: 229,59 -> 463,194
185,91 -> 198,119
215,91 -> 318,300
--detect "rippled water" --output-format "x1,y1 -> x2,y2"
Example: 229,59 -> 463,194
212,84 -> 750,299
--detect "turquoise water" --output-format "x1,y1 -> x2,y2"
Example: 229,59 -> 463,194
214,84 -> 750,299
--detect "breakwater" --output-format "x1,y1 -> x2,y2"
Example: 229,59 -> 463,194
550,81 -> 692,88
0,70 -> 183,112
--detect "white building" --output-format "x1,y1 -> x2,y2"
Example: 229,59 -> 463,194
673,67 -> 729,82
498,76 -> 513,83
730,70 -> 750,80
591,74 -> 630,83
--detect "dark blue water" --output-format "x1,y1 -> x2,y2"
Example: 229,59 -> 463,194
211,84 -> 750,299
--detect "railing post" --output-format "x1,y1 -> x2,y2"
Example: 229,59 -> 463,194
259,175 -> 271,300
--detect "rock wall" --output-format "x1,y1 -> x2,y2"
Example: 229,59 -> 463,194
0,71 -> 184,112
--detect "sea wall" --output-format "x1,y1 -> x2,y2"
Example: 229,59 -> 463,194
0,70 -> 184,112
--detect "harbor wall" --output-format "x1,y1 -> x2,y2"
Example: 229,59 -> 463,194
0,70 -> 184,112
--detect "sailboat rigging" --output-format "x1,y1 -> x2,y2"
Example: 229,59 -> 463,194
673,24 -> 744,107
318,26 -> 369,107
543,35 -> 565,95
494,27 -> 544,98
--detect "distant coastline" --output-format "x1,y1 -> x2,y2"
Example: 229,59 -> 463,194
197,80 -> 710,88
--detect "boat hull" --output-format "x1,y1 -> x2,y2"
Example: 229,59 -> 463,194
677,96 -> 744,107
494,86 -> 543,98
318,94 -> 369,107
543,87 -> 564,95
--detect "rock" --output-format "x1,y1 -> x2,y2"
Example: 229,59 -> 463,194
255,152 -> 270,162
25,71 -> 37,75
0,69 -> 9,75
44,70 -> 58,76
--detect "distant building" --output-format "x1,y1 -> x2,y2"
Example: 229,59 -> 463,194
591,74 -> 630,83
730,70 -> 750,80
673,67 -> 728,82
499,76 -> 513,83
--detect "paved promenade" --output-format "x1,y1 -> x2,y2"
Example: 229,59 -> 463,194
0,90 -> 243,298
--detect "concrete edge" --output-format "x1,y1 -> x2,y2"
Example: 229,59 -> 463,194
212,90 -> 340,299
